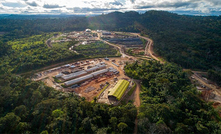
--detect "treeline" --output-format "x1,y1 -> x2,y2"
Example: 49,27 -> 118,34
1,11 -> 221,71
0,33 -> 84,73
124,60 -> 221,133
0,41 -> 11,57
89,11 -> 221,70
208,69 -> 221,86
138,11 -> 221,70
0,33 -> 121,73
0,16 -> 88,41
0,71 -> 137,133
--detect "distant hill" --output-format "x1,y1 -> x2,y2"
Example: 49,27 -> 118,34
0,14 -> 85,19
0,11 -> 221,134
1,10 -> 221,70
89,11 -> 221,70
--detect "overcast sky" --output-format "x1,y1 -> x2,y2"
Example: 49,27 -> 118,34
0,0 -> 221,16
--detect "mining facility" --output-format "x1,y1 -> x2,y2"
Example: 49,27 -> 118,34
33,58 -> 133,103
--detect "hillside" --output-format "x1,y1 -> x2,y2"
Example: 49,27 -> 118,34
0,71 -> 137,133
1,11 -> 221,70
0,11 -> 221,133
88,11 -> 221,70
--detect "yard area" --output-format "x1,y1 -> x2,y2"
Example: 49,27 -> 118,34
33,57 -> 132,102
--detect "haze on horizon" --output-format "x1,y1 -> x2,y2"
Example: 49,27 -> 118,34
0,0 -> 221,16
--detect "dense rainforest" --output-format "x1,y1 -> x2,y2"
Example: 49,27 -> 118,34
88,11 -> 221,70
0,15 -> 88,42
1,60 -> 220,133
0,33 -> 84,73
1,11 -> 221,70
0,34 -> 119,74
0,70 -> 137,133
1,11 -> 221,133
124,60 -> 221,133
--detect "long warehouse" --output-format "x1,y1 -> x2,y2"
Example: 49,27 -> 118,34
64,74 -> 93,86
61,70 -> 87,81
91,69 -> 109,77
64,68 -> 109,86
86,64 -> 106,73
108,79 -> 129,101
61,64 -> 106,81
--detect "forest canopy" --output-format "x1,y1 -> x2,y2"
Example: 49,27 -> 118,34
124,60 -> 221,133
0,71 -> 137,133
1,11 -> 221,70
0,11 -> 221,133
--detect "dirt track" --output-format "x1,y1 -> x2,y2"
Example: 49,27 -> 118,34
97,32 -> 152,134
97,33 -> 134,59
132,33 -> 164,63
96,32 -> 142,107
192,71 -> 221,98
133,80 -> 141,107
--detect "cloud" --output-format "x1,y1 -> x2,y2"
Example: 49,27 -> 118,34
43,4 -> 63,9
109,1 -> 123,6
206,0 -> 221,6
26,1 -> 38,7
0,0 -> 220,15
2,2 -> 26,7
67,7 -> 122,14
157,1 -> 194,8
130,0 -> 135,4
134,0 -> 199,9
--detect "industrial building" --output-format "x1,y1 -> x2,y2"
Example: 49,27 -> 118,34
112,62 -> 119,67
108,79 -> 129,101
102,31 -> 111,35
64,68 -> 109,86
109,67 -> 119,74
64,74 -> 94,86
55,73 -> 63,78
85,29 -> 91,32
61,70 -> 87,81
61,64 -> 106,81
85,64 -> 106,73
91,69 -> 109,77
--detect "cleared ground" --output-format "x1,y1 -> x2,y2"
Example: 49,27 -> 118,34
32,31 -> 150,105
33,57 -> 133,102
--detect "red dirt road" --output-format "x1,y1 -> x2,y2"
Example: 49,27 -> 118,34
133,80 -> 141,107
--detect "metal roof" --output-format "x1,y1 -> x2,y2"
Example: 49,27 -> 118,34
108,80 -> 129,100
85,64 -> 106,72
91,69 -> 109,76
64,74 -> 93,86
65,64 -> 71,67
70,65 -> 76,68
85,66 -> 99,72
55,73 -> 63,78
112,62 -> 119,67
61,70 -> 87,80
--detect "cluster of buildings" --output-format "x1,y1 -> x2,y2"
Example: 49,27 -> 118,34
55,63 -> 119,87
66,30 -> 97,41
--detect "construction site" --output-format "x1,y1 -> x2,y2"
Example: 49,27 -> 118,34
190,71 -> 221,108
31,29 -> 221,109
32,57 -> 134,103
30,30 -> 141,104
